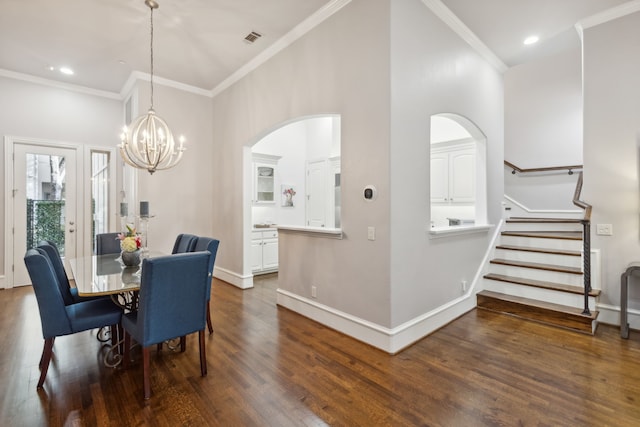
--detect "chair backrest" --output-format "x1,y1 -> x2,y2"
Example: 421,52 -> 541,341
24,249 -> 73,338
137,252 -> 211,346
191,237 -> 220,299
96,232 -> 122,255
171,233 -> 197,254
36,242 -> 75,305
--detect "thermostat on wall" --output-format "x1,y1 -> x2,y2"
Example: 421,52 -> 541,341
364,185 -> 377,201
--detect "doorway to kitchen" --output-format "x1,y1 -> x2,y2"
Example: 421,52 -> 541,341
430,113 -> 487,231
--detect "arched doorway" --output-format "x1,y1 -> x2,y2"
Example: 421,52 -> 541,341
242,115 -> 341,279
430,113 -> 487,229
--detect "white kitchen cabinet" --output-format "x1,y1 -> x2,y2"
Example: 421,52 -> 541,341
252,153 -> 281,204
251,229 -> 278,274
430,143 -> 475,204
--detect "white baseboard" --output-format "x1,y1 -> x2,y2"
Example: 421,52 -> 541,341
276,288 -> 476,354
213,267 -> 254,289
596,302 -> 637,330
0,275 -> 4,289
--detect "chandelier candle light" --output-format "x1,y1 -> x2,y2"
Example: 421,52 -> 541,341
119,0 -> 186,174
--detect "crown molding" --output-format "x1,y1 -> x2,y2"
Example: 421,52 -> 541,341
0,68 -> 121,100
119,71 -> 213,99
577,0 -> 640,35
420,0 -> 508,73
211,0 -> 352,97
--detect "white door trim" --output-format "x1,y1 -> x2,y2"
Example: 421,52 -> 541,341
4,136 -> 83,288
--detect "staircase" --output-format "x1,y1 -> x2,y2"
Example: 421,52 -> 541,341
478,217 -> 600,334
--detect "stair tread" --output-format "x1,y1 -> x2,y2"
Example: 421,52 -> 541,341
502,231 -> 582,240
490,258 -> 583,274
507,217 -> 582,224
477,290 -> 598,320
484,273 -> 601,296
495,244 -> 581,256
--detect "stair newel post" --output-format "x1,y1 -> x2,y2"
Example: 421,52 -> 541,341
582,219 -> 591,315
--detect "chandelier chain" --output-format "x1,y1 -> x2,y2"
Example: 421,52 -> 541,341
149,3 -> 154,109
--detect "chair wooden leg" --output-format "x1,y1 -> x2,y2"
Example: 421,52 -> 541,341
39,337 -> 55,369
199,330 -> 207,377
143,347 -> 151,400
37,338 -> 54,389
180,336 -> 186,352
206,302 -> 214,335
157,343 -> 163,352
123,330 -> 131,369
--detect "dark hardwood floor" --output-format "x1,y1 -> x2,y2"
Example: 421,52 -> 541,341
2,273 -> 640,426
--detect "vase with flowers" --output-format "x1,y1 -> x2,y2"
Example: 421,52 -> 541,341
117,225 -> 142,266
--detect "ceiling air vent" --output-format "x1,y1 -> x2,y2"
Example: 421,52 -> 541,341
244,31 -> 262,44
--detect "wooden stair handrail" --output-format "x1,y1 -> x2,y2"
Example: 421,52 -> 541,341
505,160 -> 583,175
572,171 -> 592,222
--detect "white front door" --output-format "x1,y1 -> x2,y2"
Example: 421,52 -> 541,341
8,140 -> 79,287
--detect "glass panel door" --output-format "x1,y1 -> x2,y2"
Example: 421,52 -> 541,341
12,143 -> 77,287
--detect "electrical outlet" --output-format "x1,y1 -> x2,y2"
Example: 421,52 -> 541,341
596,224 -> 613,236
311,286 -> 317,298
461,280 -> 467,292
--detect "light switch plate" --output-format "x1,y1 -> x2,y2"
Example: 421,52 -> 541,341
367,226 -> 375,241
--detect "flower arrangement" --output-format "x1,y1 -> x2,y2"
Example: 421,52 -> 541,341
117,225 -> 142,252
282,186 -> 296,207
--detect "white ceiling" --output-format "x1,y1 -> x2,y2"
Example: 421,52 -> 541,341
0,0 -> 634,94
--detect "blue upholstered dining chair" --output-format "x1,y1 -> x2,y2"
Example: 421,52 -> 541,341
96,232 -> 122,255
121,251 -> 211,400
191,237 -> 220,334
171,233 -> 198,254
37,241 -> 106,304
24,248 -> 123,389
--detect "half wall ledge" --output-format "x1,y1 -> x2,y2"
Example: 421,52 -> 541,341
277,225 -> 343,239
428,224 -> 493,239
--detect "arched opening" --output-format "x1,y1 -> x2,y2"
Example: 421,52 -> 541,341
243,115 -> 341,278
430,113 -> 487,230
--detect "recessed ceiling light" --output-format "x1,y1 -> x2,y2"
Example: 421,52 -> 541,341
59,67 -> 74,75
523,35 -> 539,45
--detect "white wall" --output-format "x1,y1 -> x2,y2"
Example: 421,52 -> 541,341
0,77 -> 122,277
503,47 -> 583,214
389,0 -> 504,326
504,48 -> 583,169
583,11 -> 640,314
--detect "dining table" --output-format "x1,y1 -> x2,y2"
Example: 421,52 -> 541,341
68,250 -> 165,297
67,250 -> 164,367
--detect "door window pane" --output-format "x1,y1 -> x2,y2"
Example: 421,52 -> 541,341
25,154 -> 66,254
91,151 -> 110,251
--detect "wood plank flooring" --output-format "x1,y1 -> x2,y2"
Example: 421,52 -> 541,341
2,274 -> 640,426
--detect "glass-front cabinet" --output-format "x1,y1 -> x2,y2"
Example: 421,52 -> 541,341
252,153 -> 281,204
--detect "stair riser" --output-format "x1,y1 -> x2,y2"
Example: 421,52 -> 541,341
494,249 -> 582,268
500,235 -> 583,252
489,264 -> 583,286
504,222 -> 583,232
482,279 -> 596,311
477,295 -> 595,334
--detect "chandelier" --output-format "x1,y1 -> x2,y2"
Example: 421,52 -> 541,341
119,0 -> 185,175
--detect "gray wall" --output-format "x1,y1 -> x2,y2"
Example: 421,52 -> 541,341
583,11 -> 640,309
209,0 -> 504,340
210,0 -> 393,326
389,0 -> 504,325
